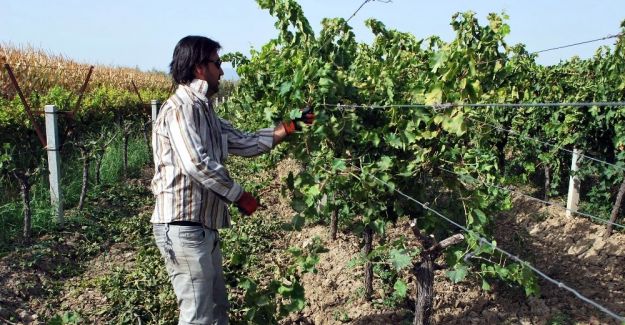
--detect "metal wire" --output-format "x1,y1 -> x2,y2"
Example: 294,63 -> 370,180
472,33 -> 622,67
533,33 -> 623,54
319,102 -> 625,173
321,101 -> 625,110
346,0 -> 372,23
349,165 -> 625,323
346,0 -> 393,23
473,33 -> 623,68
437,166 -> 625,230
465,116 -> 625,172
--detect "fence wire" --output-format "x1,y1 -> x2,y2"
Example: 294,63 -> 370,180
348,164 -> 625,323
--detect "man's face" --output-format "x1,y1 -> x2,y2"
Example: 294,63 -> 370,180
194,51 -> 223,97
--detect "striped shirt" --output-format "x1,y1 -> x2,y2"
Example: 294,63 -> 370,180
150,79 -> 274,229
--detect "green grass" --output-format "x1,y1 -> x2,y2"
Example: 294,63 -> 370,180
0,130 -> 151,253
99,133 -> 151,184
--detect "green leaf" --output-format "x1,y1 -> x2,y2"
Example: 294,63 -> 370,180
280,81 -> 292,95
292,214 -> 305,230
282,283 -> 306,312
495,265 -> 509,278
473,209 -> 488,225
376,156 -> 392,171
403,129 -> 416,144
389,248 -> 412,271
430,51 -> 446,73
385,133 -> 403,149
371,219 -> 386,235
289,108 -> 303,120
393,279 -> 408,298
306,184 -> 320,197
318,77 -> 333,87
291,198 -> 306,212
305,184 -> 321,206
458,172 -> 477,185
482,279 -> 491,291
278,284 -> 293,295
332,159 -> 346,171
446,265 -> 468,283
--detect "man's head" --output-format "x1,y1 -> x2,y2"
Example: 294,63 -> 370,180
170,36 -> 223,96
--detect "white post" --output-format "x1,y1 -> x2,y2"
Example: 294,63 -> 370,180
45,105 -> 63,225
151,100 -> 160,124
566,148 -> 581,217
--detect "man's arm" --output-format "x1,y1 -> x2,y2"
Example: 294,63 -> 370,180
167,104 -> 242,202
273,122 -> 290,146
220,107 -> 315,156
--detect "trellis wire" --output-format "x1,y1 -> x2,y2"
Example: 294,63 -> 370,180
349,165 -> 625,323
346,0 -> 392,23
533,33 -> 623,54
436,166 -> 625,230
319,101 -> 625,172
326,156 -> 625,229
321,101 -> 625,110
465,115 -> 625,172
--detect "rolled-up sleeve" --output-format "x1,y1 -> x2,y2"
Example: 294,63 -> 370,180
220,118 -> 274,157
166,104 -> 243,203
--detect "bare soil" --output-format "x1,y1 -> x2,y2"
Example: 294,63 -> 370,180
267,159 -> 625,325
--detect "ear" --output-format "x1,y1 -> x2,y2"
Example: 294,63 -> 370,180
193,64 -> 205,79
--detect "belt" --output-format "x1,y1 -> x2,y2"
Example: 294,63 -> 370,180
169,221 -> 203,227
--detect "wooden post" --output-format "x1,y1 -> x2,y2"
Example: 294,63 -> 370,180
131,80 -> 143,103
363,225 -> 373,300
566,148 -> 581,217
605,176 -> 625,238
45,105 -> 63,225
4,64 -> 47,147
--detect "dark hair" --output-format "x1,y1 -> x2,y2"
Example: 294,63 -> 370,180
169,36 -> 221,84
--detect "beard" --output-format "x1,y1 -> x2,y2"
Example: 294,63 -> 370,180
206,81 -> 220,97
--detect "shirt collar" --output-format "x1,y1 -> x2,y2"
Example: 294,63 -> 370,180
180,79 -> 210,103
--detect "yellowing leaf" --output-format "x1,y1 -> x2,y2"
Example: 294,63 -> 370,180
425,87 -> 443,105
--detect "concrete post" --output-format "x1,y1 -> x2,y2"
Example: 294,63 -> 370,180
566,148 -> 581,217
151,100 -> 160,124
45,105 -> 63,224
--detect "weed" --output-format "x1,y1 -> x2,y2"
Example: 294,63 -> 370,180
333,309 -> 351,322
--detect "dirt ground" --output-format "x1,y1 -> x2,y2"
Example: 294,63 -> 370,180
266,159 -> 625,325
1,159 -> 624,324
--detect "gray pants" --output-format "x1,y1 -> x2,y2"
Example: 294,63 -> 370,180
153,224 -> 229,325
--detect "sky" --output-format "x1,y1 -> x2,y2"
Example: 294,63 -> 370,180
2,0 -> 624,80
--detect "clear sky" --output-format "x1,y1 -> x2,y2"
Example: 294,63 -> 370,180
2,0 -> 624,79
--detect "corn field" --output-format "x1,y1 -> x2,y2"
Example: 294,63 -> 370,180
1,43 -> 172,99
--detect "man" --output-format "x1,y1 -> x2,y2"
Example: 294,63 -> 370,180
151,35 -> 313,325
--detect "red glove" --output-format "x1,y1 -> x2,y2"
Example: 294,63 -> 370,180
282,120 -> 297,135
282,106 -> 315,135
236,191 -> 258,216
297,106 -> 315,128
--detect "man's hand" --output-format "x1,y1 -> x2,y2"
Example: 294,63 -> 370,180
282,106 -> 315,135
296,106 -> 315,129
236,191 -> 258,216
